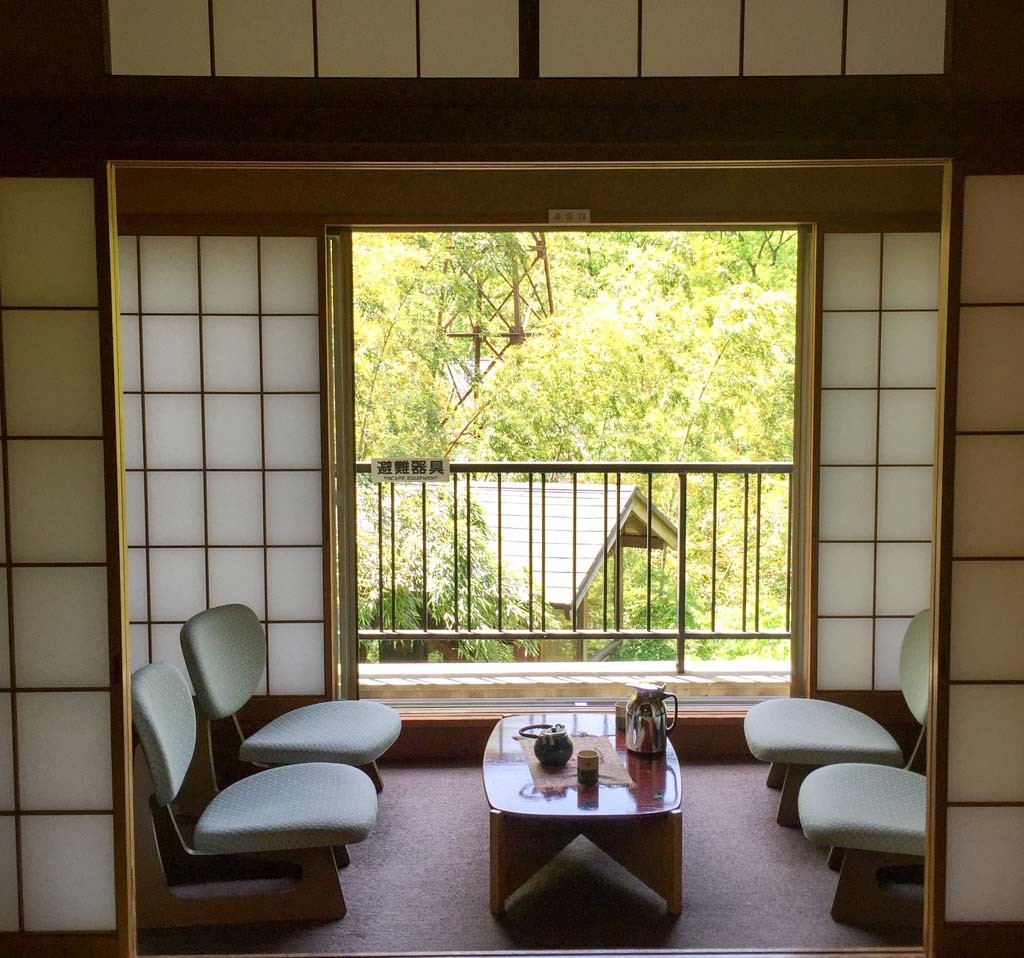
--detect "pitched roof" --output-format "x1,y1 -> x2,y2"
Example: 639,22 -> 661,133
470,480 -> 677,611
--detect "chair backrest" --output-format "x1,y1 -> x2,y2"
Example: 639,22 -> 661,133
131,663 -> 197,807
899,609 -> 931,727
180,604 -> 267,720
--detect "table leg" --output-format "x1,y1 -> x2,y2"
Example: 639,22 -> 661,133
489,809 -> 507,916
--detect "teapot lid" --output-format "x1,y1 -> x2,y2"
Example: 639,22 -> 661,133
628,681 -> 666,694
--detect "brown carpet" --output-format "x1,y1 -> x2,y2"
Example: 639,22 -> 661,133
139,760 -> 922,955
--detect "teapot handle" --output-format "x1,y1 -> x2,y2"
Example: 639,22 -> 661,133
518,724 -> 552,739
665,692 -> 679,732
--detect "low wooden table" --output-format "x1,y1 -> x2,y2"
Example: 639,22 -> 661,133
483,712 -> 682,916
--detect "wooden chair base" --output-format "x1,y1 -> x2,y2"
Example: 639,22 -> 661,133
134,745 -> 348,929
360,760 -> 384,793
766,762 -> 786,789
831,849 -> 924,930
776,763 -> 815,827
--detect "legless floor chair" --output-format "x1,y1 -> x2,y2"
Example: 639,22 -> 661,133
132,662 -> 378,927
180,604 -> 402,797
743,609 -> 929,826
799,762 -> 925,929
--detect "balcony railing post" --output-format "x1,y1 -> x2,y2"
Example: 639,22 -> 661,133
676,471 -> 687,675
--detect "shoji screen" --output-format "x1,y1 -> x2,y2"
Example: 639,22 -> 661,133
0,179 -> 120,939
942,174 -> 1024,926
120,234 -> 327,697
816,232 -> 940,692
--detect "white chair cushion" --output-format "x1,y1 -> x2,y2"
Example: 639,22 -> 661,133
744,697 -> 903,767
193,762 -> 377,855
798,763 -> 926,858
239,700 -> 402,767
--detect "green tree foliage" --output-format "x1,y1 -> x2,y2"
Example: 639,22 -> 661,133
352,230 -> 797,665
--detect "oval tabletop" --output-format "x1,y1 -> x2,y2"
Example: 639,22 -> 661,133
483,712 -> 681,818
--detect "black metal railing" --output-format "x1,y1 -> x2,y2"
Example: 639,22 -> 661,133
355,461 -> 793,673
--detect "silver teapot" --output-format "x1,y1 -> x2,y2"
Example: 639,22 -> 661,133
624,682 -> 678,754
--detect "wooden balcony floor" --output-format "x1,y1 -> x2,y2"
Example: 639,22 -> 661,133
359,658 -> 790,700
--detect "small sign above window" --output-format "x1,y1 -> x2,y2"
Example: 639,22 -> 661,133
371,457 -> 450,483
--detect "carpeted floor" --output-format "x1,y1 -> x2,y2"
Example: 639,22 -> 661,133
140,760 -> 922,955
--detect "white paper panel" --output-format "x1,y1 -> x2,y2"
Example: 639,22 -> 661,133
0,578 -> 8,687
207,472 -> 264,545
266,471 -> 323,545
117,235 -> 139,313
267,623 -> 326,695
21,815 -> 116,931
822,234 -> 881,311
845,0 -> 946,75
260,237 -> 319,314
212,0 -> 314,77
107,0 -> 212,76
876,466 -> 933,541
202,315 -> 261,391
122,395 -> 144,469
948,685 -> 1024,802
961,175 -> 1024,305
17,693 -> 112,809
14,568 -> 108,688
204,395 -> 263,469
147,471 -> 205,545
642,0 -> 741,77
0,695 -> 12,809
264,394 -> 321,468
130,624 -> 149,672
145,395 -> 202,468
0,817 -> 16,930
209,548 -> 266,620
150,625 -> 192,687
951,561 -> 1024,680
875,542 -> 931,616
200,236 -> 259,314
881,233 -> 941,310
128,548 -> 148,621
540,0 -> 636,77
139,236 -> 199,313
874,617 -> 912,691
316,0 -> 417,77
0,179 -> 97,308
878,390 -> 935,465
819,390 -> 877,464
142,315 -> 201,391
957,307 -> 1024,431
148,548 -> 206,621
743,0 -> 843,77
8,441 -> 106,563
3,310 -> 102,435
821,312 -> 878,387
953,436 -> 1024,557
120,314 -> 141,392
817,617 -> 873,690
421,0 -> 519,78
880,311 -> 938,388
818,466 -> 875,541
126,472 -> 146,547
946,807 -> 1024,921
262,315 -> 320,391
817,542 -> 874,616
266,547 -> 324,619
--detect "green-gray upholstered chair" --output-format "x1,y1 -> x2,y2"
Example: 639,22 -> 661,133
798,762 -> 925,928
180,604 -> 401,794
744,609 -> 929,827
131,662 -> 378,927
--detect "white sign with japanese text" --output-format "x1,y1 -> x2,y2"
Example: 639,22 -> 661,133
370,457 -> 450,483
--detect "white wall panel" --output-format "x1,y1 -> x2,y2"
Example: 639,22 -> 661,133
817,542 -> 874,616
882,232 -> 941,309
147,472 -> 206,545
200,237 -> 259,313
946,808 -> 1024,921
267,548 -> 324,620
743,0 -> 843,77
266,472 -> 323,545
818,466 -> 875,541
207,472 -> 264,545
317,0 -> 417,77
0,694 -> 13,810
878,390 -> 935,464
122,395 -> 144,469
267,623 -> 326,695
819,390 -> 877,464
875,542 -> 931,615
144,395 -> 203,468
876,466 -> 933,541
951,561 -> 1024,680
821,312 -> 878,387
540,0 -> 637,77
264,394 -> 321,467
142,316 -> 201,391
953,436 -> 1024,557
879,311 -> 938,387
822,234 -> 881,310
107,0 -> 212,76
948,685 -> 1024,802
421,0 -> 519,78
263,315 -> 321,390
956,307 -> 1024,431
845,0 -> 946,76
961,176 -> 1024,305
874,617 -> 912,690
203,315 -> 261,391
204,395 -> 263,468
213,0 -> 315,77
117,235 -> 139,313
148,548 -> 206,622
817,618 -> 873,690
139,236 -> 198,313
0,579 -> 8,688
209,548 -> 267,620
642,0 -> 741,77
0,817 -> 16,930
120,315 -> 141,392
